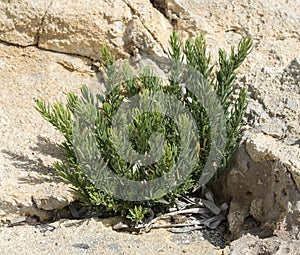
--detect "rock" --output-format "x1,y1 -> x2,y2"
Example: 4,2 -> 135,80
162,0 -> 216,36
163,0 -> 300,71
228,234 -> 300,255
0,43 -> 99,222
125,15 -> 168,59
32,182 -> 76,211
21,205 -> 55,222
220,131 -> 300,239
240,59 -> 300,144
281,55 -> 300,94
0,0 -> 49,46
0,218 -> 222,255
0,0 -> 172,59
219,54 -> 300,240
123,0 -> 172,57
0,210 -> 6,217
257,119 -> 287,139
38,0 -> 133,59
0,0 -> 299,253
246,133 -> 300,187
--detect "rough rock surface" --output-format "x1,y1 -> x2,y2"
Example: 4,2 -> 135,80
228,234 -> 300,255
0,0 -> 299,254
0,0 -> 49,46
0,0 -> 172,59
222,132 -> 300,240
0,43 -> 94,221
220,54 -> 300,240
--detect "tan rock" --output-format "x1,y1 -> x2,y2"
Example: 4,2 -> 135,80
0,0 -> 49,46
165,0 -> 299,38
0,218 -> 223,255
0,0 -> 299,253
229,234 -> 300,255
0,0 -> 171,59
164,0 -> 300,69
219,132 -> 300,239
38,0 -> 132,59
32,182 -> 76,211
126,15 -> 167,58
0,43 -> 100,222
123,0 -> 172,57
246,133 -> 300,191
39,0 -> 173,59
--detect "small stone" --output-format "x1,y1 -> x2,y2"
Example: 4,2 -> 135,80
32,182 -> 76,211
0,210 -> 7,216
108,243 -> 122,252
10,217 -> 26,225
72,243 -> 90,249
36,224 -> 56,233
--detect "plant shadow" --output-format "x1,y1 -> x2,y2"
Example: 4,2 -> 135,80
1,135 -> 65,185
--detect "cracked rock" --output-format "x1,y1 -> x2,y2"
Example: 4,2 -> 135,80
0,0 -> 50,46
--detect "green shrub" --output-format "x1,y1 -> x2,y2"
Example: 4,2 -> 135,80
35,31 -> 252,222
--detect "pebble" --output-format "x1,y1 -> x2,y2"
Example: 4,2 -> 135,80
0,210 -> 7,216
108,243 -> 122,252
72,243 -> 90,249
36,224 -> 56,233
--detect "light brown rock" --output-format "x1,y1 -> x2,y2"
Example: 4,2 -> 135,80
218,51 -> 300,240
32,182 -> 76,211
38,0 -> 133,59
246,133 -> 300,190
0,0 -> 172,59
228,234 -> 300,255
0,0 -> 299,253
0,43 -> 98,222
163,0 -> 300,70
0,0 -> 50,46
219,132 -> 300,240
123,0 -> 172,57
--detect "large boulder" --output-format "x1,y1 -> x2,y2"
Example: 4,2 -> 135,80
0,0 -> 172,59
219,56 -> 300,239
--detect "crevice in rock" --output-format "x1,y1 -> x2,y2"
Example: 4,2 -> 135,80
149,0 -> 168,20
0,39 -> 37,48
35,0 -> 54,46
0,0 -> 97,62
1,0 -> 173,63
0,40 -> 96,67
122,0 -> 168,55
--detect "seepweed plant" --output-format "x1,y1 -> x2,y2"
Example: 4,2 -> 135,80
35,32 -> 252,222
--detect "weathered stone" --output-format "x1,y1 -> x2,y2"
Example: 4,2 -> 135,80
256,119 -> 287,139
228,234 -> 300,255
0,43 -> 99,222
163,0 -> 300,70
246,133 -> 300,190
240,57 -> 300,145
0,0 -> 299,253
0,218 -> 222,255
220,132 -> 300,239
32,182 -> 76,211
218,56 -> 300,242
0,0 -> 49,46
38,0 -> 133,59
123,0 -> 172,57
0,0 -> 172,59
